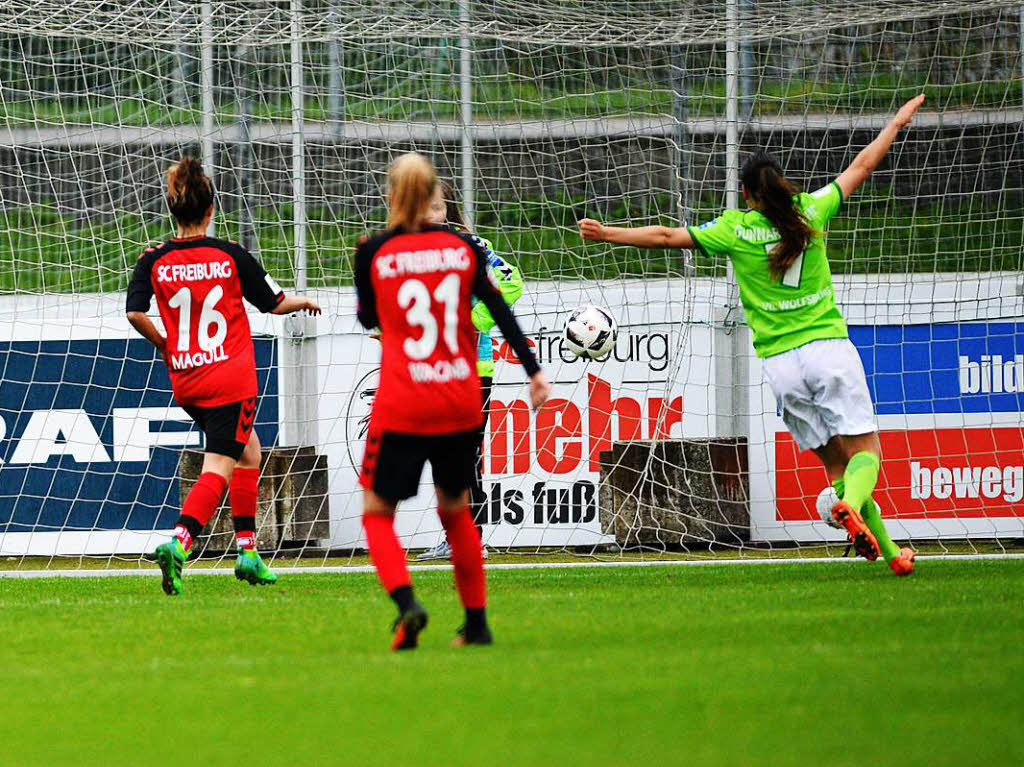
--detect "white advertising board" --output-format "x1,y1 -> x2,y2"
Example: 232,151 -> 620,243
314,279 -> 719,549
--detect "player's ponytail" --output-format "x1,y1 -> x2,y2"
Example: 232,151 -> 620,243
740,151 -> 814,281
387,152 -> 438,233
166,155 -> 214,228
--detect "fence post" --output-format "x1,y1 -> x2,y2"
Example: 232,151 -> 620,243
328,0 -> 345,134
671,44 -> 695,276
200,0 -> 215,236
459,0 -> 474,228
292,0 -> 307,295
234,43 -> 256,253
739,0 -> 754,122
280,0 -> 319,451
715,0 -> 750,442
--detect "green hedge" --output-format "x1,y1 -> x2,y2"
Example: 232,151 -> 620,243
1,197 -> 1020,294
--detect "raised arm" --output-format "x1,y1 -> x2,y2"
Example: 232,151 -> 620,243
578,219 -> 694,249
835,94 -> 925,199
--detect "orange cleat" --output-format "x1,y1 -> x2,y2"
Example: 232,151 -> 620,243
830,500 -> 881,561
889,547 -> 916,577
390,602 -> 428,651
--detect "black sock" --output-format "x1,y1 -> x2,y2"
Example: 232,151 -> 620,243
175,514 -> 204,541
390,585 -> 415,614
465,607 -> 487,634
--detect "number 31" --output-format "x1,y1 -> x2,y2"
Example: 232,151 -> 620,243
397,275 -> 461,360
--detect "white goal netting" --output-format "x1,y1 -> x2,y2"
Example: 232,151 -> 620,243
1,0 -> 1022,569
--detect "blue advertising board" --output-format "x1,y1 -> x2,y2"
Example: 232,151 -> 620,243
0,337 -> 278,533
851,322 -> 1024,415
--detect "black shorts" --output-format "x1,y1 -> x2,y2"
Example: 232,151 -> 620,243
182,397 -> 256,461
360,429 -> 477,504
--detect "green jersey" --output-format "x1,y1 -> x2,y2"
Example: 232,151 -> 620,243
687,181 -> 847,358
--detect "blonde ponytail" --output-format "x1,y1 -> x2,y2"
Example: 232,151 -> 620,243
387,153 -> 437,232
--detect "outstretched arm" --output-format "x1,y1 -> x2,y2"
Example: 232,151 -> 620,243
578,219 -> 695,249
835,94 -> 925,199
272,295 -> 322,315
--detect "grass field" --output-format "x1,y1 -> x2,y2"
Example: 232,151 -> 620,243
0,558 -> 1020,766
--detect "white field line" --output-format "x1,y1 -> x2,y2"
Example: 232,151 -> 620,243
0,552 -> 1022,579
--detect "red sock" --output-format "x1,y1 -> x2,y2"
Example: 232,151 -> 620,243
172,525 -> 193,552
363,514 -> 411,594
230,467 -> 260,550
440,507 -> 486,609
178,473 -> 227,551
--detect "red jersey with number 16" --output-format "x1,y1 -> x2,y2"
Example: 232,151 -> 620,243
126,237 -> 285,407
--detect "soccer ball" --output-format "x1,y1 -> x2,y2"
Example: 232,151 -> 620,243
563,305 -> 617,359
815,486 -> 845,530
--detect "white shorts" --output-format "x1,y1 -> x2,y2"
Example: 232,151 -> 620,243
762,338 -> 877,452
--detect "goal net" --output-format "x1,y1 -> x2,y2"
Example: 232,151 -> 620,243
1,0 -> 1022,569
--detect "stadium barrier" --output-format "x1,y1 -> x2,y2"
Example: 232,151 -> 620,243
0,272 -> 1021,556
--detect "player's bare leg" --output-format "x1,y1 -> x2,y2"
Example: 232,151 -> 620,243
438,488 -> 491,646
231,430 -> 277,585
363,490 -> 427,651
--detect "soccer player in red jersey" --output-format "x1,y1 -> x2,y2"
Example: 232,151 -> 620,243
126,156 -> 321,596
355,153 -> 550,650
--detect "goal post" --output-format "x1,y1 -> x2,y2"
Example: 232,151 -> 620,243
0,0 -> 1022,568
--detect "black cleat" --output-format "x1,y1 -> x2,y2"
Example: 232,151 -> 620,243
453,623 -> 493,647
390,602 -> 428,651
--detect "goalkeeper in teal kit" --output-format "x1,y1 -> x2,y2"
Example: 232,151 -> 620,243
579,95 -> 926,577
418,182 -> 524,560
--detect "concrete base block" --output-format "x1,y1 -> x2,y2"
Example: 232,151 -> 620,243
598,438 -> 749,548
179,446 -> 330,555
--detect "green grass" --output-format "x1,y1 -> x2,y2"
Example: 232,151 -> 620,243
0,559 -> 1020,766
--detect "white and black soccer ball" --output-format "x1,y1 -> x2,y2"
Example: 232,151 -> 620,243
563,305 -> 617,360
815,486 -> 845,529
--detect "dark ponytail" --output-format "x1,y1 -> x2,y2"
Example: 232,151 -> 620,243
740,152 -> 814,281
439,179 -> 468,230
166,155 -> 214,227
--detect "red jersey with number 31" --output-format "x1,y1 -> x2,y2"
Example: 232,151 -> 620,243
355,227 -> 490,435
126,237 -> 284,407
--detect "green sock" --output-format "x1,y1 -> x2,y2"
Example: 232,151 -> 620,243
833,475 -> 899,561
861,496 -> 901,562
842,451 -> 880,511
